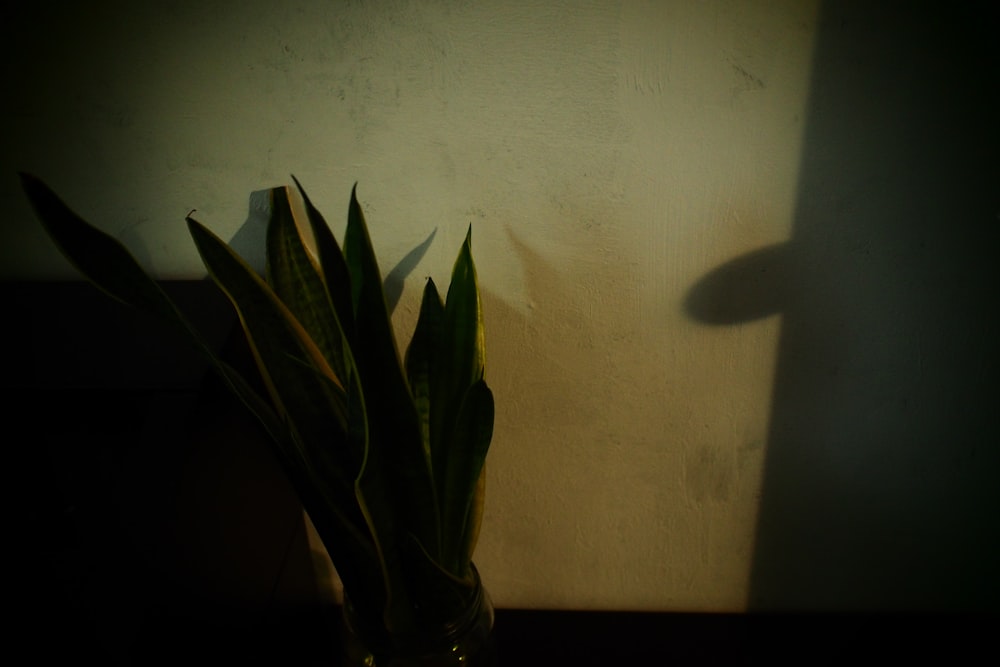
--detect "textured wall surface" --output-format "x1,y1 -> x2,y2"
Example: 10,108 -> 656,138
4,1 -> 996,612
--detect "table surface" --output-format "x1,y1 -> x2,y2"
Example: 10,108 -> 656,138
17,602 -> 993,665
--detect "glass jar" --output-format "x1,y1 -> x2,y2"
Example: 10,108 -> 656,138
340,568 -> 497,667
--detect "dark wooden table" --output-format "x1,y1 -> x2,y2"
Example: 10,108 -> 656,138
16,602 -> 991,665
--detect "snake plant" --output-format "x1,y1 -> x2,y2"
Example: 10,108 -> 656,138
19,173 -> 494,646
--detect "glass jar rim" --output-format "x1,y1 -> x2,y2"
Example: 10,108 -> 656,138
342,563 -> 490,657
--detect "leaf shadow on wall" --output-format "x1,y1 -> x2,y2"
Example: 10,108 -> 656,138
684,3 -> 999,611
474,219 -> 685,607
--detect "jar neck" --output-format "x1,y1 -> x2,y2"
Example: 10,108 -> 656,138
343,565 -> 491,658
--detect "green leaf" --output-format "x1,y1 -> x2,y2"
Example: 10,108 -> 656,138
442,226 -> 487,396
265,185 -> 348,383
186,216 -> 370,536
282,362 -> 388,625
282,422 -> 386,617
343,187 -> 438,536
264,184 -> 369,478
186,214 -> 393,612
290,176 -> 357,349
441,379 -> 494,575
342,186 -> 442,630
20,172 -> 191,323
429,228 -> 492,567
405,278 -> 445,468
461,467 -> 487,575
186,215 -> 348,460
431,226 -> 486,472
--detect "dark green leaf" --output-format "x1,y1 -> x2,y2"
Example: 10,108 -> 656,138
343,186 -> 442,628
421,228 -> 493,575
405,278 -> 445,467
290,176 -> 358,368
20,172 -> 189,321
265,185 -> 348,384
186,216 -> 357,487
440,379 -> 494,575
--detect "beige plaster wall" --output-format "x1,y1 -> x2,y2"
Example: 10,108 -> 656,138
0,0 -> 815,612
